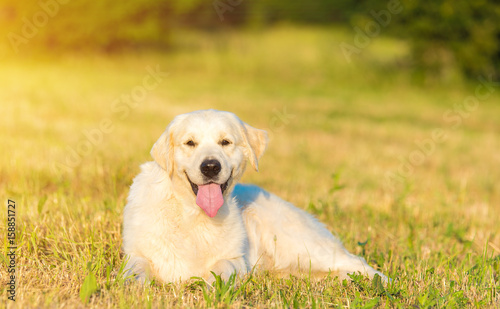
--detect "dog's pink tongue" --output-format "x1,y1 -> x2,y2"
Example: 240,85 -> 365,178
196,183 -> 224,217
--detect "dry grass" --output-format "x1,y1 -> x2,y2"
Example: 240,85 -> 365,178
0,26 -> 499,308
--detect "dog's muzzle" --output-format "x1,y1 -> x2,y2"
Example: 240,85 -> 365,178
186,171 -> 232,196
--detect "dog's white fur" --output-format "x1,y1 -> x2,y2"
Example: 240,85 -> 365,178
123,110 -> 386,283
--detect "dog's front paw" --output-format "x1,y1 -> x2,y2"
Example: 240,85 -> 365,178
209,259 -> 237,282
122,255 -> 152,284
337,269 -> 390,285
208,257 -> 248,283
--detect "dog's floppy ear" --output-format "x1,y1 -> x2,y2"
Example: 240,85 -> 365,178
241,122 -> 268,171
150,126 -> 175,177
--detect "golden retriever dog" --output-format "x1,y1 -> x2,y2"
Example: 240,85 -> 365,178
122,109 -> 387,284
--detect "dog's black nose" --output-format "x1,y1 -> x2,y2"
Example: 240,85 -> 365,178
200,159 -> 221,178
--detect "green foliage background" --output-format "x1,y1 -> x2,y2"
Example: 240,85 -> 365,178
398,1 -> 500,80
1,0 -> 499,79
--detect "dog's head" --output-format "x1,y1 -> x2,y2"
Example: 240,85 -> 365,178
151,110 -> 268,217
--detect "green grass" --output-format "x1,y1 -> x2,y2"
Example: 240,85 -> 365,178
1,25 -> 499,308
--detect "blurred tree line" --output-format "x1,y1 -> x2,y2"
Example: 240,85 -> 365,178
1,0 -> 499,79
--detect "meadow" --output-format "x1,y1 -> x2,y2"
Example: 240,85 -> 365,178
0,26 -> 499,308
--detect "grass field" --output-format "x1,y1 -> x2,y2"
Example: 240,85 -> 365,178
1,26 -> 499,308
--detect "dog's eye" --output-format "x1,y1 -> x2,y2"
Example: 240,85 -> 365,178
185,140 -> 196,147
220,139 -> 231,146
